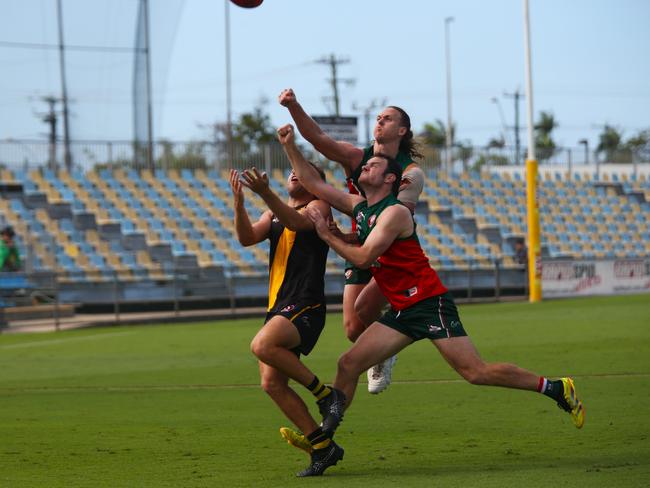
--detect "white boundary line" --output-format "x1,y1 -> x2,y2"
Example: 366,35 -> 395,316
2,372 -> 648,394
0,331 -> 134,350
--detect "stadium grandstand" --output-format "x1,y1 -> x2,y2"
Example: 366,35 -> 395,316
1,155 -> 648,325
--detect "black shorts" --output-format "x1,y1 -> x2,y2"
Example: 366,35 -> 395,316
378,292 -> 467,341
344,262 -> 373,285
265,301 -> 326,356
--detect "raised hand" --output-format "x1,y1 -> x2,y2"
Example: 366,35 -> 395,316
229,169 -> 245,206
277,124 -> 295,145
239,167 -> 270,195
278,88 -> 297,107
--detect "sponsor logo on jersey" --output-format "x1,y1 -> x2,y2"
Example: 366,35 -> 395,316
428,324 -> 442,333
356,211 -> 365,223
281,304 -> 295,313
369,214 -> 377,227
405,286 -> 418,297
450,320 -> 461,329
345,269 -> 353,280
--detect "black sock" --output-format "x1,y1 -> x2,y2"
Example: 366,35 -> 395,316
307,427 -> 331,450
541,379 -> 564,402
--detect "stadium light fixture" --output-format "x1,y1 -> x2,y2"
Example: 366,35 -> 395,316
579,139 -> 589,165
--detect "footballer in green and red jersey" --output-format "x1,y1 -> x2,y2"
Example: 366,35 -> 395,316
344,146 -> 420,285
352,193 -> 467,341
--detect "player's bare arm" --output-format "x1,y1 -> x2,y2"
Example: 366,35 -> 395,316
307,204 -> 412,269
328,219 -> 359,245
229,169 -> 272,246
277,124 -> 362,216
238,167 -> 329,232
279,88 -> 363,171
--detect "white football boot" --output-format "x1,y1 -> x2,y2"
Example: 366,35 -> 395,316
367,355 -> 397,394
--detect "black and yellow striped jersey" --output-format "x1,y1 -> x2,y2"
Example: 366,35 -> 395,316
267,206 -> 329,312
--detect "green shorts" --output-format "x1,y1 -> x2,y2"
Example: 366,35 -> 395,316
344,262 -> 373,285
378,292 -> 467,341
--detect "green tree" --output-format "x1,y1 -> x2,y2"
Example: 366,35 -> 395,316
420,119 -> 452,147
534,111 -> 557,162
471,153 -> 509,171
487,136 -> 505,149
419,120 -> 456,168
624,129 -> 650,163
457,140 -> 474,172
208,98 -> 279,168
232,104 -> 276,150
596,124 -> 623,162
156,140 -> 207,169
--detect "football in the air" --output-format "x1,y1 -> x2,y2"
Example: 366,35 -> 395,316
230,0 -> 263,8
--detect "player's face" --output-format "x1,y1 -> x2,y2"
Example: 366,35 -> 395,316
286,170 -> 306,196
359,157 -> 390,188
373,108 -> 406,143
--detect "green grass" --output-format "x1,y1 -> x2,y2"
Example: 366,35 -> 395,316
1,294 -> 649,487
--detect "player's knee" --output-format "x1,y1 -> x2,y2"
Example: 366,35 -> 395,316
337,351 -> 362,377
344,323 -> 363,342
353,301 -> 373,327
343,317 -> 365,342
458,364 -> 489,385
250,336 -> 269,361
259,375 -> 286,397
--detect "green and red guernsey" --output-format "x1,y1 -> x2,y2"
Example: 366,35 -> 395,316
346,146 -> 413,231
352,194 -> 447,311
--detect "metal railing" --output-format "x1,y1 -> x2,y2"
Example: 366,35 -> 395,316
2,139 -> 649,174
0,260 -> 527,330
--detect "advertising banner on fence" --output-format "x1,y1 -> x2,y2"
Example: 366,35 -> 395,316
542,258 -> 650,297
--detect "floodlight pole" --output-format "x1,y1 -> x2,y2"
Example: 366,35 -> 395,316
225,0 -> 233,163
444,17 -> 454,174
143,0 -> 155,170
523,0 -> 542,302
56,0 -> 72,171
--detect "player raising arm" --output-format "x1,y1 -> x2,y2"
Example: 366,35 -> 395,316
229,166 -> 344,477
277,123 -> 585,445
280,88 -> 425,393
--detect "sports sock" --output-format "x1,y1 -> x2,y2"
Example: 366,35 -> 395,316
538,377 -> 564,402
307,427 -> 331,450
307,376 -> 332,401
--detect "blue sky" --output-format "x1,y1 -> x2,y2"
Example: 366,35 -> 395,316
1,0 -> 649,150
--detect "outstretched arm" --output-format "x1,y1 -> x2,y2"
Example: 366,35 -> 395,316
277,124 -> 362,216
279,88 -> 364,172
306,205 -> 413,269
238,167 -> 330,232
229,169 -> 271,246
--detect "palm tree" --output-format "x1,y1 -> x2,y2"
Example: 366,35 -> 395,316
419,119 -> 455,168
457,140 -> 473,172
623,129 -> 650,163
534,111 -> 557,162
596,125 -> 623,163
420,119 -> 450,147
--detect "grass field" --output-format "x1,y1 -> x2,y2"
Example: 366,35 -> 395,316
1,294 -> 649,487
